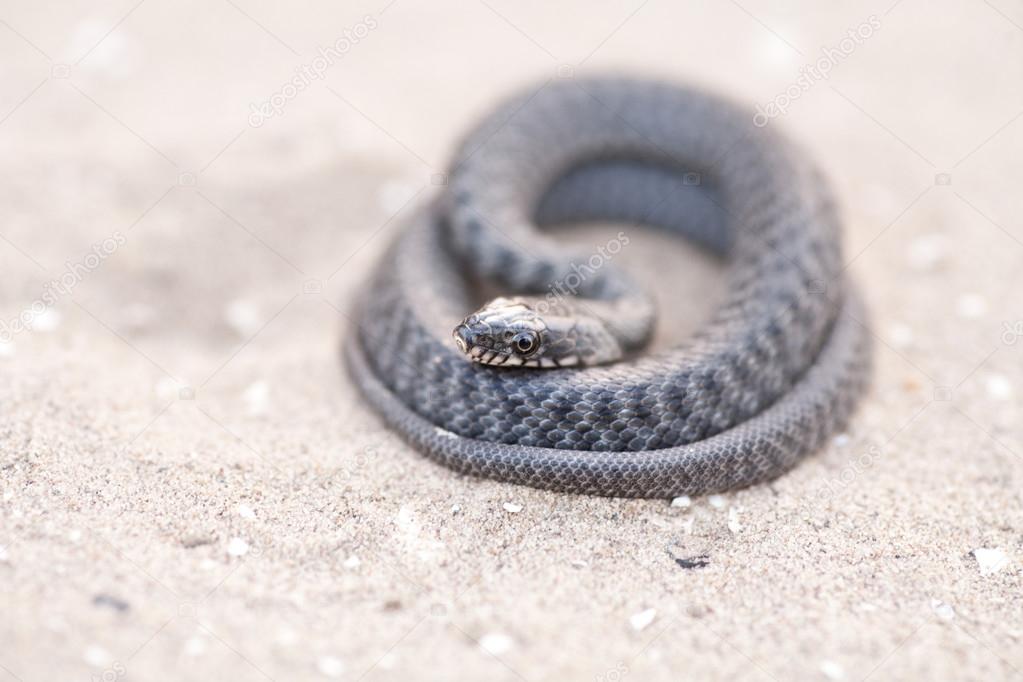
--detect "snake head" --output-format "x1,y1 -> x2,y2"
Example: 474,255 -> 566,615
453,297 -> 562,367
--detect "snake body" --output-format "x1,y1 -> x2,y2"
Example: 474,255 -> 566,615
345,77 -> 871,498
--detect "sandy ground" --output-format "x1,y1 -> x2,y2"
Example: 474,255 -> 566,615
2,1 -> 1023,680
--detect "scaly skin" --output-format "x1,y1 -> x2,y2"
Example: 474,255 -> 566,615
344,77 -> 871,498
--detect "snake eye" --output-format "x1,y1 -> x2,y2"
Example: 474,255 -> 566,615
512,332 -> 538,356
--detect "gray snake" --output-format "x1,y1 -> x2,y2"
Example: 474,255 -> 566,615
345,77 -> 871,498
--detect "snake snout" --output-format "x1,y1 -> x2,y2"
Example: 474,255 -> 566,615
453,324 -> 474,354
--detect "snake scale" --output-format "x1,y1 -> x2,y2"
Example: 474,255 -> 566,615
345,77 -> 871,498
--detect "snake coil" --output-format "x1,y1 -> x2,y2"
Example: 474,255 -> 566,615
345,77 -> 871,498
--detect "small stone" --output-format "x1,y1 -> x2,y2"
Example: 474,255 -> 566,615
930,598 -> 955,621
955,294 -> 987,319
224,299 -> 261,337
907,234 -> 946,271
888,323 -> 913,349
83,645 -> 111,667
184,636 -> 206,657
832,433 -> 851,448
985,375 -> 1012,400
32,308 -> 61,331
226,537 -> 249,557
670,495 -> 691,509
242,381 -> 270,416
708,495 -> 727,509
450,504 -> 461,515
571,559 -> 588,569
181,534 -> 213,549
343,555 -> 361,569
92,593 -> 130,612
502,502 -> 522,513
820,660 -> 845,680
727,508 -> 742,534
629,607 -> 657,631
317,655 -> 345,678
237,503 -> 256,520
479,632 -> 514,655
973,547 -> 1008,575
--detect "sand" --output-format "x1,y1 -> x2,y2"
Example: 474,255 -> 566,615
1,1 -> 1022,680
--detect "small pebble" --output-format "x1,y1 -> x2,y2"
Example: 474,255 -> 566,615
629,607 -> 657,631
973,547 -> 1008,575
92,593 -> 130,612
224,299 -> 261,337
832,433 -> 851,448
32,308 -> 61,332
184,636 -> 206,657
226,537 -> 250,557
242,381 -> 270,416
83,645 -> 111,667
907,234 -> 946,271
450,504 -> 461,515
479,632 -> 514,655
670,495 -> 691,509
708,495 -> 727,509
955,293 -> 987,319
376,179 -> 419,214
727,508 -> 742,534
343,555 -> 361,569
888,323 -> 913,349
317,655 -> 345,678
502,502 -> 522,513
985,375 -> 1012,400
930,599 -> 955,621
820,660 -> 845,680
571,559 -> 588,569
237,503 -> 256,520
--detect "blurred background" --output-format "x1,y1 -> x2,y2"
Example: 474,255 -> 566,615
1,1 -> 1022,680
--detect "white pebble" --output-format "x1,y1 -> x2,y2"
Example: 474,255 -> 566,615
479,632 -> 514,655
832,433 -> 851,448
956,294 -> 988,319
224,299 -> 261,337
930,598 -> 955,621
450,504 -> 461,515
83,645 -> 111,667
184,636 -> 206,657
670,495 -> 691,509
727,508 -> 743,534
237,504 -> 256,520
343,555 -> 361,569
242,381 -> 270,416
376,179 -> 419,214
986,375 -> 1012,400
226,537 -> 249,557
974,547 -> 1008,576
317,655 -> 345,678
907,234 -> 946,271
32,308 -> 61,332
889,323 -> 913,349
629,607 -> 657,631
571,559 -> 588,569
708,495 -> 727,509
820,660 -> 845,680
502,502 -> 522,513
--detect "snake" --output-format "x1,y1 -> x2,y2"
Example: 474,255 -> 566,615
344,76 -> 871,498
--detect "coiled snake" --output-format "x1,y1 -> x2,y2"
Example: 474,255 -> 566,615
345,77 -> 871,498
